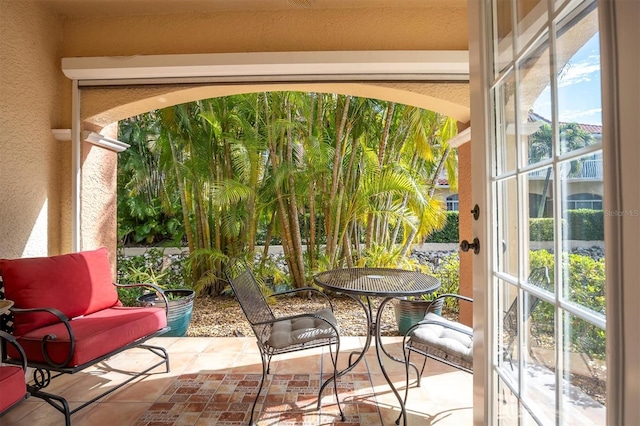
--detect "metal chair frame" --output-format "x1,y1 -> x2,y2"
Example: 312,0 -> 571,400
397,267 -> 551,424
501,266 -> 551,368
0,330 -> 29,416
0,282 -> 170,426
224,258 -> 344,425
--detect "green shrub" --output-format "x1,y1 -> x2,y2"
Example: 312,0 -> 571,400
529,210 -> 604,241
565,209 -> 604,240
425,211 -> 459,243
116,248 -> 190,306
423,253 -> 461,312
529,249 -> 605,359
529,218 -> 555,241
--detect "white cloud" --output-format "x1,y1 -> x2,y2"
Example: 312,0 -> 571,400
557,56 -> 600,88
560,108 -> 602,124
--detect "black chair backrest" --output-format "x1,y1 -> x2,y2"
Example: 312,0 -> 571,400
503,266 -> 551,354
0,277 -> 14,335
224,258 -> 275,340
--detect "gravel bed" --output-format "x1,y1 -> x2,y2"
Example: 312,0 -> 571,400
187,294 -> 400,337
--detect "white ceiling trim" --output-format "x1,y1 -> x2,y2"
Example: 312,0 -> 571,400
61,50 -> 469,84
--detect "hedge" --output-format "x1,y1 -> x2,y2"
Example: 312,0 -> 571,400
529,209 -> 603,241
529,249 -> 605,359
565,209 -> 604,240
425,211 -> 459,243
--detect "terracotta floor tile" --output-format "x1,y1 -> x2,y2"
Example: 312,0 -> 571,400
13,337 -> 473,426
165,337 -> 213,354
202,336 -> 249,353
73,402 -> 153,426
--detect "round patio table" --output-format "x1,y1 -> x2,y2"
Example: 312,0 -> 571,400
313,267 -> 440,426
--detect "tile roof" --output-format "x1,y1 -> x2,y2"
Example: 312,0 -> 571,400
528,112 -> 602,135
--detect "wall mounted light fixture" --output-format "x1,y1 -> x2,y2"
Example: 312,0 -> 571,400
51,129 -> 130,153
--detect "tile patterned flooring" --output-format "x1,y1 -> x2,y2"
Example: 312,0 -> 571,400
2,336 -> 473,425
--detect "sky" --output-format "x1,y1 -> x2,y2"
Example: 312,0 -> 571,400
533,33 -> 602,125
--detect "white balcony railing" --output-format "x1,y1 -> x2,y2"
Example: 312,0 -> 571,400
528,159 -> 603,180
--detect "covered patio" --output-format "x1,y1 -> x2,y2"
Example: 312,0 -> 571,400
1,336 -> 473,425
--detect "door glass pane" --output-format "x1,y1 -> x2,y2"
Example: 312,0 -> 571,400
556,10 -> 602,156
494,72 -> 517,175
497,376 -> 520,425
562,311 -> 606,425
521,405 -> 540,425
496,178 -> 518,276
493,0 -> 514,75
498,279 -> 521,376
516,0 -> 548,54
559,153 -> 605,313
522,298 -> 556,425
487,0 -> 605,423
527,166 -> 554,249
518,35 -> 552,167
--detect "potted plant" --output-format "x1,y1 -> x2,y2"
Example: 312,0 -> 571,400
131,264 -> 196,337
393,253 -> 460,335
117,249 -> 196,337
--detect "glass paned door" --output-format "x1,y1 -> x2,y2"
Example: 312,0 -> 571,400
489,0 -> 606,424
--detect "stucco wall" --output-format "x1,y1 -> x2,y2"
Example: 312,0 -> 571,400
60,6 -> 468,57
458,141 -> 473,327
1,0 -> 471,261
0,1 -> 64,258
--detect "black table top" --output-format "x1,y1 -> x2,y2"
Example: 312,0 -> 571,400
313,267 -> 440,298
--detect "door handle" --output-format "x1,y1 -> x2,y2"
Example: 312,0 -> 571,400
460,238 -> 480,255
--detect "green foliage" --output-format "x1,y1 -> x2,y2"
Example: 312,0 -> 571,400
425,211 -> 459,243
565,209 -> 604,240
117,116 -> 184,246
529,249 -> 606,359
357,244 -> 428,271
116,248 -> 190,306
117,94 -> 459,290
353,208 -> 604,244
529,210 -> 604,241
424,254 -> 461,312
117,197 -> 183,245
529,218 -> 555,241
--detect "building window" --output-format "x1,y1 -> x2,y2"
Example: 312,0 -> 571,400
566,193 -> 603,210
446,194 -> 459,211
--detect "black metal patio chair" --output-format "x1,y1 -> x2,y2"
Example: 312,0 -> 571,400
396,266 -> 550,424
224,258 -> 344,425
501,266 -> 551,368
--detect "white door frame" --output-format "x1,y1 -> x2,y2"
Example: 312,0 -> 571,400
468,0 -> 640,424
467,0 -> 492,424
599,1 -> 640,425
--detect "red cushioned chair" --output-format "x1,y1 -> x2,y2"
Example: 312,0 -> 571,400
0,248 -> 171,426
0,330 -> 28,416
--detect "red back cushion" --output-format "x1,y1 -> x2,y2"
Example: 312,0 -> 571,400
0,247 -> 119,336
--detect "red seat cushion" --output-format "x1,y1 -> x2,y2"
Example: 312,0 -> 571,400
0,248 -> 119,336
0,365 -> 26,413
7,307 -> 167,367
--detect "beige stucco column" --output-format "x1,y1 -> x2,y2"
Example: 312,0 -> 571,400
80,122 -> 119,270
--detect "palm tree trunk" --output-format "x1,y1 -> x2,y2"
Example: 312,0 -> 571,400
326,96 -> 351,261
260,212 -> 276,270
264,93 -> 304,287
378,102 -> 395,165
285,98 -> 306,286
537,169 -> 552,217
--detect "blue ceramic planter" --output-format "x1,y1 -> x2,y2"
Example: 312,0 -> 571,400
138,289 -> 195,337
